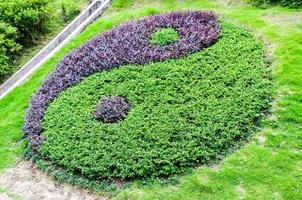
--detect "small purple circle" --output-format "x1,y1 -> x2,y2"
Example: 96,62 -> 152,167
94,96 -> 130,123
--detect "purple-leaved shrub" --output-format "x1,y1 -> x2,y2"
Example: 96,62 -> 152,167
94,96 -> 130,123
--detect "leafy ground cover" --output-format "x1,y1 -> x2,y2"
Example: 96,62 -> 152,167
35,20 -> 271,181
0,0 -> 302,199
150,27 -> 180,45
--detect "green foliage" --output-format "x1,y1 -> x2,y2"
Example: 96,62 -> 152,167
0,21 -> 22,82
0,0 -> 88,84
0,22 -> 21,58
247,0 -> 302,8
247,0 -> 275,7
150,28 -> 180,45
60,0 -> 82,22
40,21 -> 272,180
280,0 -> 302,8
0,0 -> 53,46
112,0 -> 135,10
0,0 -> 53,81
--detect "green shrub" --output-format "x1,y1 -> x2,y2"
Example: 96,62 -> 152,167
0,22 -> 21,58
247,0 -> 276,7
0,0 -> 88,83
247,0 -> 302,8
0,0 -> 53,46
150,28 -> 180,46
280,0 -> 302,8
60,0 -> 82,22
0,48 -> 10,82
0,21 -> 21,82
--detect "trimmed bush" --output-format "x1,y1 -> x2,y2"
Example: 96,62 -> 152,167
24,11 -> 271,181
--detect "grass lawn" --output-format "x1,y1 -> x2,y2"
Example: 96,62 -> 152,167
0,0 -> 301,199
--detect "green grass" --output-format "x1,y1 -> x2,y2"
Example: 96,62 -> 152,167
0,0 -> 302,199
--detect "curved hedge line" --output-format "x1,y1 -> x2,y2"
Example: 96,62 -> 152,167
25,11 -> 272,181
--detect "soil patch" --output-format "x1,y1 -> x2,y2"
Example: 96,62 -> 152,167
0,161 -> 107,200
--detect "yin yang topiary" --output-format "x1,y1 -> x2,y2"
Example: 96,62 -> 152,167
24,11 -> 272,180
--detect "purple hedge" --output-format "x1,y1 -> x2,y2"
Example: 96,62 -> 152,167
24,11 -> 220,150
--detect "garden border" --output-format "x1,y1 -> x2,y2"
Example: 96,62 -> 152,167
0,0 -> 112,99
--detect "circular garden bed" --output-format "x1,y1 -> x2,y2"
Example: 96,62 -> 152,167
24,11 -> 271,184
